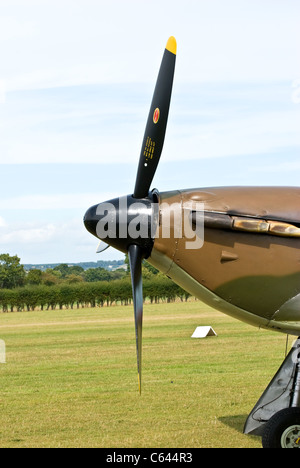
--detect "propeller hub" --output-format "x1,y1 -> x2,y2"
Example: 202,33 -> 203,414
84,193 -> 159,257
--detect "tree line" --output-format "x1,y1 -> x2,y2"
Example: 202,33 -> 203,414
0,254 -> 191,312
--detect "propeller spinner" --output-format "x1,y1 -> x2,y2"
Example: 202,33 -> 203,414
84,37 -> 177,393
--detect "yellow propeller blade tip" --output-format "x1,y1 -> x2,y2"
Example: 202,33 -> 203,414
138,373 -> 141,395
166,36 -> 177,55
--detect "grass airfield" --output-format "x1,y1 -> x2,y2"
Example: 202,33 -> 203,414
0,300 -> 288,448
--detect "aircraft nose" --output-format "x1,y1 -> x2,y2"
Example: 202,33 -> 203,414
84,195 -> 158,256
83,204 -> 99,238
84,200 -> 119,242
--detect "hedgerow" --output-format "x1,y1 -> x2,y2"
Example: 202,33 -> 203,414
0,277 -> 191,312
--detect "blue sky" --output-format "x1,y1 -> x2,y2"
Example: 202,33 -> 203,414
0,0 -> 299,264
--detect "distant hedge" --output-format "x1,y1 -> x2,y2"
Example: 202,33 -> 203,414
0,277 -> 191,312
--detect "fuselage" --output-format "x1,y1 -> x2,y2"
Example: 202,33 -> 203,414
148,187 -> 300,336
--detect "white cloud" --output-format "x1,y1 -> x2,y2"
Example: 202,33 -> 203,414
0,216 -> 7,227
165,108 -> 300,163
1,223 -> 57,244
1,2 -> 299,167
0,192 -> 119,211
292,79 -> 300,104
0,80 -> 6,104
0,217 -> 122,264
0,15 -> 35,42
257,160 -> 300,174
1,0 -> 300,93
1,81 -> 299,166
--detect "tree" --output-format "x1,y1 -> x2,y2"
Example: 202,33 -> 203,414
53,264 -> 84,278
143,261 -> 159,276
53,264 -> 70,277
26,269 -> 42,285
0,254 -> 25,289
124,254 -> 130,273
84,267 -> 111,282
64,273 -> 84,284
41,270 -> 60,286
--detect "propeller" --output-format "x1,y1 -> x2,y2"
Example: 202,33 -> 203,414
128,244 -> 144,394
134,36 -> 177,199
84,37 -> 177,393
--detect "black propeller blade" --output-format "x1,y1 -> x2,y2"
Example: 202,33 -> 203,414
133,37 -> 177,199
128,244 -> 144,394
84,37 -> 177,394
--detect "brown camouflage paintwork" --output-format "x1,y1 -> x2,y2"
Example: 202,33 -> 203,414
149,187 -> 300,334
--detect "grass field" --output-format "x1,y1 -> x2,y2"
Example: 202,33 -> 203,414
0,300 -> 289,448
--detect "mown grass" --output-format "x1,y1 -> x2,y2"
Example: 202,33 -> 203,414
0,301 -> 288,448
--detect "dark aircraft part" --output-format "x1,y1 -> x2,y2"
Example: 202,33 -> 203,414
128,244 -> 144,394
262,407 -> 300,448
84,37 -> 177,392
134,37 -> 176,199
244,337 -> 300,442
84,194 -> 158,257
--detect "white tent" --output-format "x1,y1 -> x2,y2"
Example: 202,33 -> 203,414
191,326 -> 217,338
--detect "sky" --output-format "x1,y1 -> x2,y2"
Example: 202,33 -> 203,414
0,0 -> 299,264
